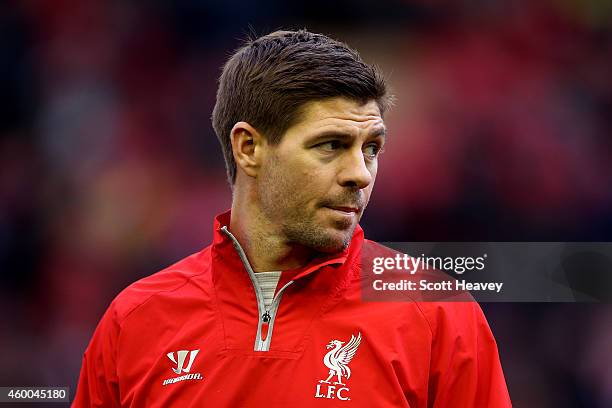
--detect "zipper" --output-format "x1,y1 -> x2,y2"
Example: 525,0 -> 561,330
255,280 -> 293,350
220,226 -> 294,351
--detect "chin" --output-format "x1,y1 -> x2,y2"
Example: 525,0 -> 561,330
284,217 -> 355,254
312,230 -> 353,254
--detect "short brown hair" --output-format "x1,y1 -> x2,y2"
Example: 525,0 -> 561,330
212,29 -> 391,184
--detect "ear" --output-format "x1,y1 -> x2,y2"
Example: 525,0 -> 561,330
230,121 -> 266,179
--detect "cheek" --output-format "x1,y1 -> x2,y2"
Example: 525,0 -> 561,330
276,153 -> 319,183
274,151 -> 310,178
265,157 -> 312,199
267,150 -> 336,204
369,160 -> 378,177
370,161 -> 379,183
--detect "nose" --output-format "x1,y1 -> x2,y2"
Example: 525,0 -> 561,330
337,148 -> 373,189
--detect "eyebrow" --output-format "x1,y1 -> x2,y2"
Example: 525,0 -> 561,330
308,127 -> 386,142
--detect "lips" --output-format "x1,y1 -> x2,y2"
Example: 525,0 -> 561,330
326,206 -> 360,214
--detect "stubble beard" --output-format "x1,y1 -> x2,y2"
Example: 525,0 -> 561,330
258,158 -> 358,254
282,212 -> 356,254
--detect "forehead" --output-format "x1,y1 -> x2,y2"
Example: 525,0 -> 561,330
290,97 -> 385,136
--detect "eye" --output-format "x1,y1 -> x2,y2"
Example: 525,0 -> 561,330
363,143 -> 383,159
316,140 -> 343,152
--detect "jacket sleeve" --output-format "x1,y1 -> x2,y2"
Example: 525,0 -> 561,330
72,302 -> 121,407
427,302 -> 512,407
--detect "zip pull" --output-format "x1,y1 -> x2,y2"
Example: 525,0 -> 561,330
260,311 -> 271,342
262,311 -> 271,323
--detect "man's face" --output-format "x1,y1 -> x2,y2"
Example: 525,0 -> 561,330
257,97 -> 386,253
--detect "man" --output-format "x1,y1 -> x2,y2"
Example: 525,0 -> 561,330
74,30 -> 511,407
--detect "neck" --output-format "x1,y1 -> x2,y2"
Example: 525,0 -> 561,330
229,185 -> 315,272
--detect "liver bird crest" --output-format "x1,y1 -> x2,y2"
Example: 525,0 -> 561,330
319,332 -> 362,385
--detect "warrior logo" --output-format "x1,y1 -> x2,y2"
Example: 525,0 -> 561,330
315,332 -> 362,401
167,350 -> 199,374
162,349 -> 204,386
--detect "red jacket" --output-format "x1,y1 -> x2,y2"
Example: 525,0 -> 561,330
74,211 -> 511,407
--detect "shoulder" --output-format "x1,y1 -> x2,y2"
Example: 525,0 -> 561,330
109,245 -> 213,324
359,239 -> 485,334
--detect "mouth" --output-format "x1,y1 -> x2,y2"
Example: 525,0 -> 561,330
325,206 -> 360,215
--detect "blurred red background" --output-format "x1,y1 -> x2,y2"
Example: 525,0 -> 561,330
1,0 -> 611,406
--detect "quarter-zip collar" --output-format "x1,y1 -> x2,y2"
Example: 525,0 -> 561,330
211,210 -> 356,279
210,209 -> 363,354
